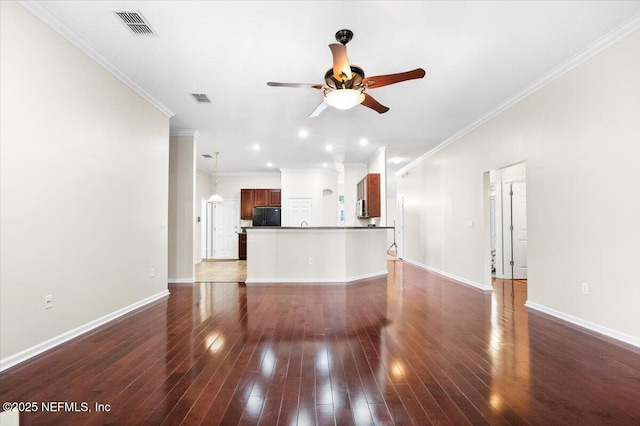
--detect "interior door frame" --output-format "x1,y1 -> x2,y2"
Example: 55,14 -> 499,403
202,199 -> 240,260
504,178 -> 527,279
484,165 -> 527,289
397,196 -> 404,259
210,199 -> 240,260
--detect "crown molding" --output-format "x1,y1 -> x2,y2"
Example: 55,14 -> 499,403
279,168 -> 339,175
218,171 -> 282,177
170,130 -> 199,137
196,170 -> 282,177
396,13 -> 640,177
17,1 -> 175,118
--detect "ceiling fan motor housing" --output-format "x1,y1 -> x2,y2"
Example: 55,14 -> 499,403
325,65 -> 364,89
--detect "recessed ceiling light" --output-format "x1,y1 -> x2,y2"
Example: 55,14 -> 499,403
298,130 -> 308,138
266,162 -> 273,168
359,138 -> 368,146
325,145 -> 333,152
252,144 -> 260,151
391,157 -> 403,164
322,162 -> 328,167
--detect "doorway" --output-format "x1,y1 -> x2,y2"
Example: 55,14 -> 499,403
203,199 -> 239,259
489,163 -> 527,280
397,196 -> 404,259
506,180 -> 527,279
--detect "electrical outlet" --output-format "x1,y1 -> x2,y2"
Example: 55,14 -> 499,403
150,268 -> 155,277
581,283 -> 590,295
308,258 -> 313,265
44,294 -> 53,309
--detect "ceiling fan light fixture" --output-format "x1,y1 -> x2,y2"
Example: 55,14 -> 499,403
324,89 -> 365,110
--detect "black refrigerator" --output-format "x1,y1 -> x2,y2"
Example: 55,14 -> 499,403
252,207 -> 281,226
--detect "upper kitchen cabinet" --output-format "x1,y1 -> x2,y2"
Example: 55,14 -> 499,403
269,189 -> 281,206
254,189 -> 269,206
357,173 -> 380,219
241,189 -> 255,219
241,188 -> 281,219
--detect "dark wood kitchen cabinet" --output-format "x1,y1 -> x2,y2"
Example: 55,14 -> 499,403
356,173 -> 380,218
269,189 -> 281,206
238,233 -> 247,260
240,189 -> 255,220
254,189 -> 269,206
240,188 -> 281,219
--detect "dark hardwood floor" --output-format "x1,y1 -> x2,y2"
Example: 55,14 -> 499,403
1,261 -> 639,425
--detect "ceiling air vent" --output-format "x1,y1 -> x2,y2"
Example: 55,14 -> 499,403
202,154 -> 213,158
113,11 -> 157,36
191,93 -> 211,103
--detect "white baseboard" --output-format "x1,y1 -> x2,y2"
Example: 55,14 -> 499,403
404,259 -> 493,292
168,278 -> 195,284
347,270 -> 389,282
245,270 -> 388,286
0,290 -> 170,372
525,301 -> 640,348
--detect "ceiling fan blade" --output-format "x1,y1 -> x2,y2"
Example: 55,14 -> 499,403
329,43 -> 352,82
267,82 -> 324,90
308,102 -> 329,118
363,68 -> 426,89
361,94 -> 389,114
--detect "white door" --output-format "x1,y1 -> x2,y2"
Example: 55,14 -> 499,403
397,197 -> 404,259
288,198 -> 312,226
210,200 -> 239,259
502,181 -> 527,279
200,199 -> 208,261
511,182 -> 528,279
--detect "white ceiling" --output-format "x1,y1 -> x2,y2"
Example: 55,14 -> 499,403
25,1 -> 640,180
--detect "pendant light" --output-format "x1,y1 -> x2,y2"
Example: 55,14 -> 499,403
208,152 -> 224,204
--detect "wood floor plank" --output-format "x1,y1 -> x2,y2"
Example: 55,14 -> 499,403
1,264 -> 639,425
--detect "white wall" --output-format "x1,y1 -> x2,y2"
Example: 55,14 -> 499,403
281,169 -> 339,226
196,171 -> 282,203
168,135 -> 196,282
0,1 -> 170,362
397,30 -> 640,343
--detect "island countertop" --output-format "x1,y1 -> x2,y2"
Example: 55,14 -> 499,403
245,226 -> 389,285
245,226 -> 393,230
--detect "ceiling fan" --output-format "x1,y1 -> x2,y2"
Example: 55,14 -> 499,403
267,29 -> 426,117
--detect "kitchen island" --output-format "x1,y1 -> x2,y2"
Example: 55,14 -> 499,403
245,227 -> 392,285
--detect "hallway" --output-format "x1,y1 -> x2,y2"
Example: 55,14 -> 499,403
196,260 -> 247,283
